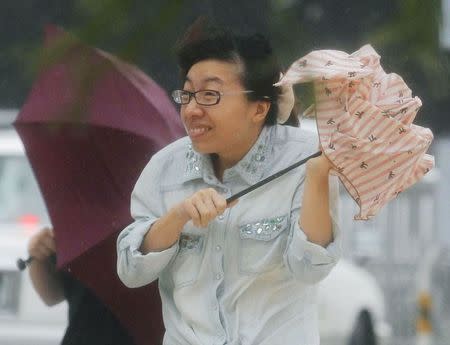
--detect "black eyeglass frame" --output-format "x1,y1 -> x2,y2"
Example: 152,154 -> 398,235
171,89 -> 256,106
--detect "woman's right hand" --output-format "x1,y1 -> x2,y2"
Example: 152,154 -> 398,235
140,188 -> 237,253
27,227 -> 56,262
176,188 -> 235,228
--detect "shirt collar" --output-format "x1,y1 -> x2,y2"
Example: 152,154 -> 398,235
182,126 -> 272,185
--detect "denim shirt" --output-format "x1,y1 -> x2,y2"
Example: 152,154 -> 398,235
117,124 -> 342,345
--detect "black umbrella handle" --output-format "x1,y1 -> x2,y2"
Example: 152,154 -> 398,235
17,256 -> 33,271
226,150 -> 322,204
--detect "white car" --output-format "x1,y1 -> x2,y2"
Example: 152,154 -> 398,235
0,126 -> 67,345
318,260 -> 391,345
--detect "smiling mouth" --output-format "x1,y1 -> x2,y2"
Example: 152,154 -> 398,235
188,126 -> 211,138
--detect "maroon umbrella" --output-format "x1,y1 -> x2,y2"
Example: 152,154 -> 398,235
14,25 -> 185,345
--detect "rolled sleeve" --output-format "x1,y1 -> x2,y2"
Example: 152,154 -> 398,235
117,217 -> 179,288
285,217 -> 341,284
116,153 -> 179,288
284,175 -> 342,284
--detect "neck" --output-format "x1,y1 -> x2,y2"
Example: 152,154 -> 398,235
212,127 -> 263,181
212,154 -> 238,181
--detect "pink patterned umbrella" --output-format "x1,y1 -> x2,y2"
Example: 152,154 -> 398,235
277,44 -> 434,220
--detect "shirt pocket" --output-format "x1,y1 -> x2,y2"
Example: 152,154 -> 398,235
169,233 -> 205,288
238,215 -> 289,274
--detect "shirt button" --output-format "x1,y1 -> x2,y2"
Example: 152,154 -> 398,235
215,273 -> 222,280
218,214 -> 225,220
215,245 -> 222,251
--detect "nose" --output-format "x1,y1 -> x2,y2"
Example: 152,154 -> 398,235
181,97 -> 204,120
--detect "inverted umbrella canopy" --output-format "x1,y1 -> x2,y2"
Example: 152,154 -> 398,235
277,44 -> 434,220
14,25 -> 185,345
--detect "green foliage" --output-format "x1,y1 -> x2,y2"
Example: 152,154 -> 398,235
267,0 -> 449,131
368,0 -> 449,100
73,0 -> 186,61
370,0 -> 442,51
2,0 -> 448,132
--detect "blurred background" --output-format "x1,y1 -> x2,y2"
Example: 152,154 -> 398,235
0,1 -> 449,345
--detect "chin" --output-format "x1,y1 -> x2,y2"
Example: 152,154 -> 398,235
191,141 -> 216,155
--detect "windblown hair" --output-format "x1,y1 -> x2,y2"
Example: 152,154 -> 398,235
175,19 -> 298,126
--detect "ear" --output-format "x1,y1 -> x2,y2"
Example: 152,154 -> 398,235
252,100 -> 271,124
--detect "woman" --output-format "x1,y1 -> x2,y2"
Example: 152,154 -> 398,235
117,22 -> 341,345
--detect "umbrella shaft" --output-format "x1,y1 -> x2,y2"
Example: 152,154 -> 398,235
226,151 -> 322,203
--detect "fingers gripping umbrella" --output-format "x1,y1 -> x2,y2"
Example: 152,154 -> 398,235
14,25 -> 185,345
276,44 -> 434,220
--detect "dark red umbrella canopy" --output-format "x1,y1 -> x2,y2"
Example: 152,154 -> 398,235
14,25 -> 185,345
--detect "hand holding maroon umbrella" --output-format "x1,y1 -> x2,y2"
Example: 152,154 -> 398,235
14,25 -> 185,345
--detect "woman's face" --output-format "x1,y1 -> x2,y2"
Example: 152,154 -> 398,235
180,59 -> 267,166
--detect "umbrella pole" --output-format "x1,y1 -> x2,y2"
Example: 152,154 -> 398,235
226,151 -> 322,203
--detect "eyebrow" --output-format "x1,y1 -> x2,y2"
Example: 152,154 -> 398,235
185,76 -> 224,85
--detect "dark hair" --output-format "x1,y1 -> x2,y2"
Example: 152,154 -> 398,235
175,19 -> 298,127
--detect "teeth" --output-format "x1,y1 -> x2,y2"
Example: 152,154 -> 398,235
189,127 -> 209,135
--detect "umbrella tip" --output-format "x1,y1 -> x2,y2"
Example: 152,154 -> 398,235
43,24 -> 66,45
16,257 -> 33,271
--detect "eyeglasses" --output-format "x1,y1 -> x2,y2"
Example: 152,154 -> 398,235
171,89 -> 254,106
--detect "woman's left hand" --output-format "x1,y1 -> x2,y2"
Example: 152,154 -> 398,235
305,152 -> 333,178
300,151 -> 334,247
